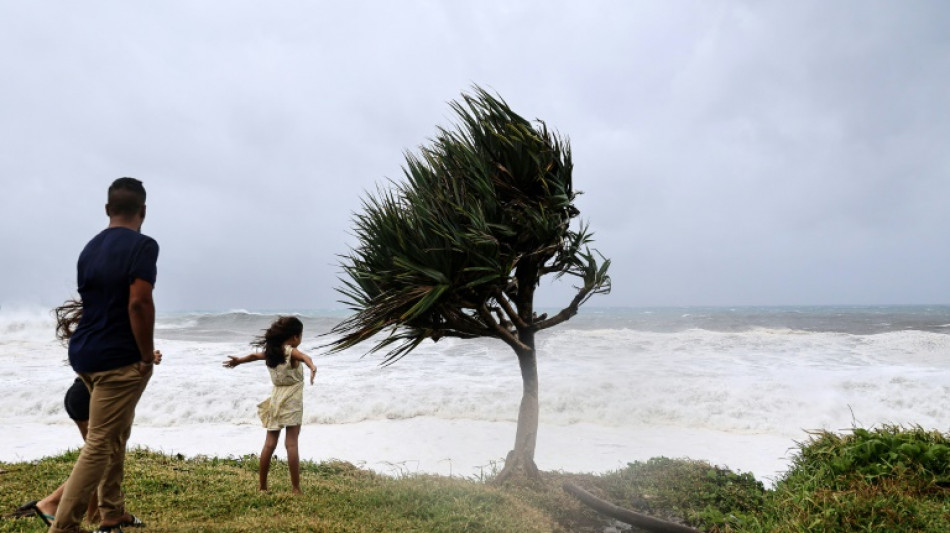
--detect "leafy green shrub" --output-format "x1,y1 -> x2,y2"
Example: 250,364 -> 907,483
597,457 -> 766,531
756,425 -> 950,532
783,425 -> 950,491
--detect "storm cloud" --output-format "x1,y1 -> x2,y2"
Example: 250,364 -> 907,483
1,1 -> 947,311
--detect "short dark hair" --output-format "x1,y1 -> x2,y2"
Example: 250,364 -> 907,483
107,177 -> 147,216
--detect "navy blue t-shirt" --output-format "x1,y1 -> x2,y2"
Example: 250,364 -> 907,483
68,227 -> 159,373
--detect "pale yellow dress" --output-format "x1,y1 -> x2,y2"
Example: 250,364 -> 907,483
257,345 -> 304,430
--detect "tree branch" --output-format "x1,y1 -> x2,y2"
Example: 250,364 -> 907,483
478,303 -> 532,352
533,283 -> 593,331
494,290 -> 529,330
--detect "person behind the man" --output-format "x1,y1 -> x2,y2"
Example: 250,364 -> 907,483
50,177 -> 159,533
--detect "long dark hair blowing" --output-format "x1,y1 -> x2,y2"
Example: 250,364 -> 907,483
54,298 -> 83,345
252,316 -> 303,368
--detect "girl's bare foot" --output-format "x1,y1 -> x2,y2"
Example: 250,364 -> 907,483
35,501 -> 56,519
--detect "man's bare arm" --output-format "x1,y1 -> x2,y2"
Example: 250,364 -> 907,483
129,278 -> 155,371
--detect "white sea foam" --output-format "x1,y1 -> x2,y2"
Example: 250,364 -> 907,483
2,307 -> 949,484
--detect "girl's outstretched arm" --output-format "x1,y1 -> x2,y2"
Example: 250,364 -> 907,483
290,348 -> 318,384
222,352 -> 265,368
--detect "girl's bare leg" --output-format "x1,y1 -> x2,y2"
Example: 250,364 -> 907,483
285,425 -> 302,494
36,420 -> 97,521
35,483 -> 64,519
259,430 -> 281,491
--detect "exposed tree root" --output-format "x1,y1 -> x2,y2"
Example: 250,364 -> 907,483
563,482 -> 704,533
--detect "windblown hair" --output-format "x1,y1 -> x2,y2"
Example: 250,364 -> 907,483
252,316 -> 303,368
108,177 -> 147,216
54,298 -> 83,346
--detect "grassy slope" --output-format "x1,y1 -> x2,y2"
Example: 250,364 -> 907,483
3,426 -> 950,533
0,449 -> 574,533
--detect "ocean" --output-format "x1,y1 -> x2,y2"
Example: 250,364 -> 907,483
2,305 -> 949,484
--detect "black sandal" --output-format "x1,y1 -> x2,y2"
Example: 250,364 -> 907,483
119,513 -> 145,527
117,513 -> 145,527
91,526 -> 123,533
11,500 -> 39,518
11,500 -> 54,526
92,512 -> 144,532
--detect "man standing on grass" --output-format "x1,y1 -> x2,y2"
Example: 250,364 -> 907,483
50,177 -> 159,533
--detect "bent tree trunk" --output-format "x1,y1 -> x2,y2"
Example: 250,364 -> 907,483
495,331 -> 540,483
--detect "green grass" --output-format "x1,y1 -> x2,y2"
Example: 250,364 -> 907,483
3,425 -> 949,532
0,450 -> 561,533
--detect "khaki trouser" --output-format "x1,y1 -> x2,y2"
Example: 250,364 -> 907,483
49,363 -> 152,533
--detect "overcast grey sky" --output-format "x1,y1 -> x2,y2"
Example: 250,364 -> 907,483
1,1 -> 947,312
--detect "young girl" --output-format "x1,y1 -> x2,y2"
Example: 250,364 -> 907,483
223,316 -> 317,493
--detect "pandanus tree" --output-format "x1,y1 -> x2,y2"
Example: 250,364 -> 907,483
329,86 -> 610,482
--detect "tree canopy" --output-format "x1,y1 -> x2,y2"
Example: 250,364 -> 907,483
329,86 -> 610,362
